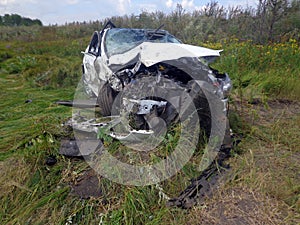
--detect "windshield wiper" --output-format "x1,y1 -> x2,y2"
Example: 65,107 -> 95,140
148,24 -> 165,40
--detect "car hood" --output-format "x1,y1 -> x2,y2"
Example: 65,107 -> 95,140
108,42 -> 222,68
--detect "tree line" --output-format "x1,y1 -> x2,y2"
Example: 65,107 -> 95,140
0,14 -> 42,26
58,0 -> 299,44
0,0 -> 299,44
103,0 -> 300,44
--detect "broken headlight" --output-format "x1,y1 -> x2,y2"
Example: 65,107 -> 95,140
208,70 -> 232,99
219,73 -> 232,98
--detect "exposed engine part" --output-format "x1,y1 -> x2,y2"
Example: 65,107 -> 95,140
64,114 -> 107,133
123,98 -> 167,115
108,74 -> 122,91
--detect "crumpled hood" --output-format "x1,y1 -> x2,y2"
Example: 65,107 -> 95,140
108,42 -> 222,68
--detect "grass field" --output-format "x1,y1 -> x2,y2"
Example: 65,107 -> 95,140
0,28 -> 299,224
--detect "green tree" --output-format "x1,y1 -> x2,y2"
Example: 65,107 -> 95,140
0,14 -> 42,26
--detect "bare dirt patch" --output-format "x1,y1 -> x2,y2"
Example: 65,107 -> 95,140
70,169 -> 103,199
232,97 -> 300,126
186,187 -> 286,225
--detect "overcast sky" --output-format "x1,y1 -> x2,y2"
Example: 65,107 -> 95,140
0,0 -> 257,25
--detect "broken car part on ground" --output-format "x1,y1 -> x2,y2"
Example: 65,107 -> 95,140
57,21 -> 233,208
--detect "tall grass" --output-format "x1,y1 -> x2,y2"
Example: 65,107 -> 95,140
0,27 -> 299,224
204,38 -> 300,100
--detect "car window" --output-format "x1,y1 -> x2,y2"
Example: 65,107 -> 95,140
146,31 -> 181,44
166,35 -> 181,43
88,31 -> 100,56
105,29 -> 146,57
105,28 -> 181,57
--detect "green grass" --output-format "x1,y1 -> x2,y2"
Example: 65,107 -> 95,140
206,39 -> 300,101
0,30 -> 299,224
225,102 -> 300,223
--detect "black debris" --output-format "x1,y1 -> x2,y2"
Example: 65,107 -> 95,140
45,155 -> 57,166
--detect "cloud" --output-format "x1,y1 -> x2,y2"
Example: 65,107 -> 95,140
0,0 -> 38,6
181,0 -> 194,9
117,0 -> 131,14
138,3 -> 157,12
0,0 -> 15,6
165,0 -> 195,10
66,0 -> 79,5
166,0 -> 173,8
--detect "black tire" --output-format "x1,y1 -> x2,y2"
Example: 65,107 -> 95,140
187,80 -> 212,137
97,83 -> 116,116
194,95 -> 211,137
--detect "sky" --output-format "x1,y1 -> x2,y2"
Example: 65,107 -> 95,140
0,0 -> 257,25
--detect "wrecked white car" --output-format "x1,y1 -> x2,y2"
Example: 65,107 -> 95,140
57,21 -> 232,154
57,21 -> 234,205
78,22 -> 232,144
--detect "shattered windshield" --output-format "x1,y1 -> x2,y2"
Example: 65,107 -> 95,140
105,28 -> 181,57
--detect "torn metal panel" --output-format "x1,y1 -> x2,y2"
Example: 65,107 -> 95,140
108,42 -> 222,68
123,98 -> 167,115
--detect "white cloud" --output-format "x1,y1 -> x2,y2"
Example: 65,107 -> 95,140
165,0 -> 195,10
181,0 -> 194,9
0,0 -> 38,5
138,3 -> 157,12
66,0 -> 79,5
117,0 -> 131,14
166,0 -> 173,8
0,0 -> 15,5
